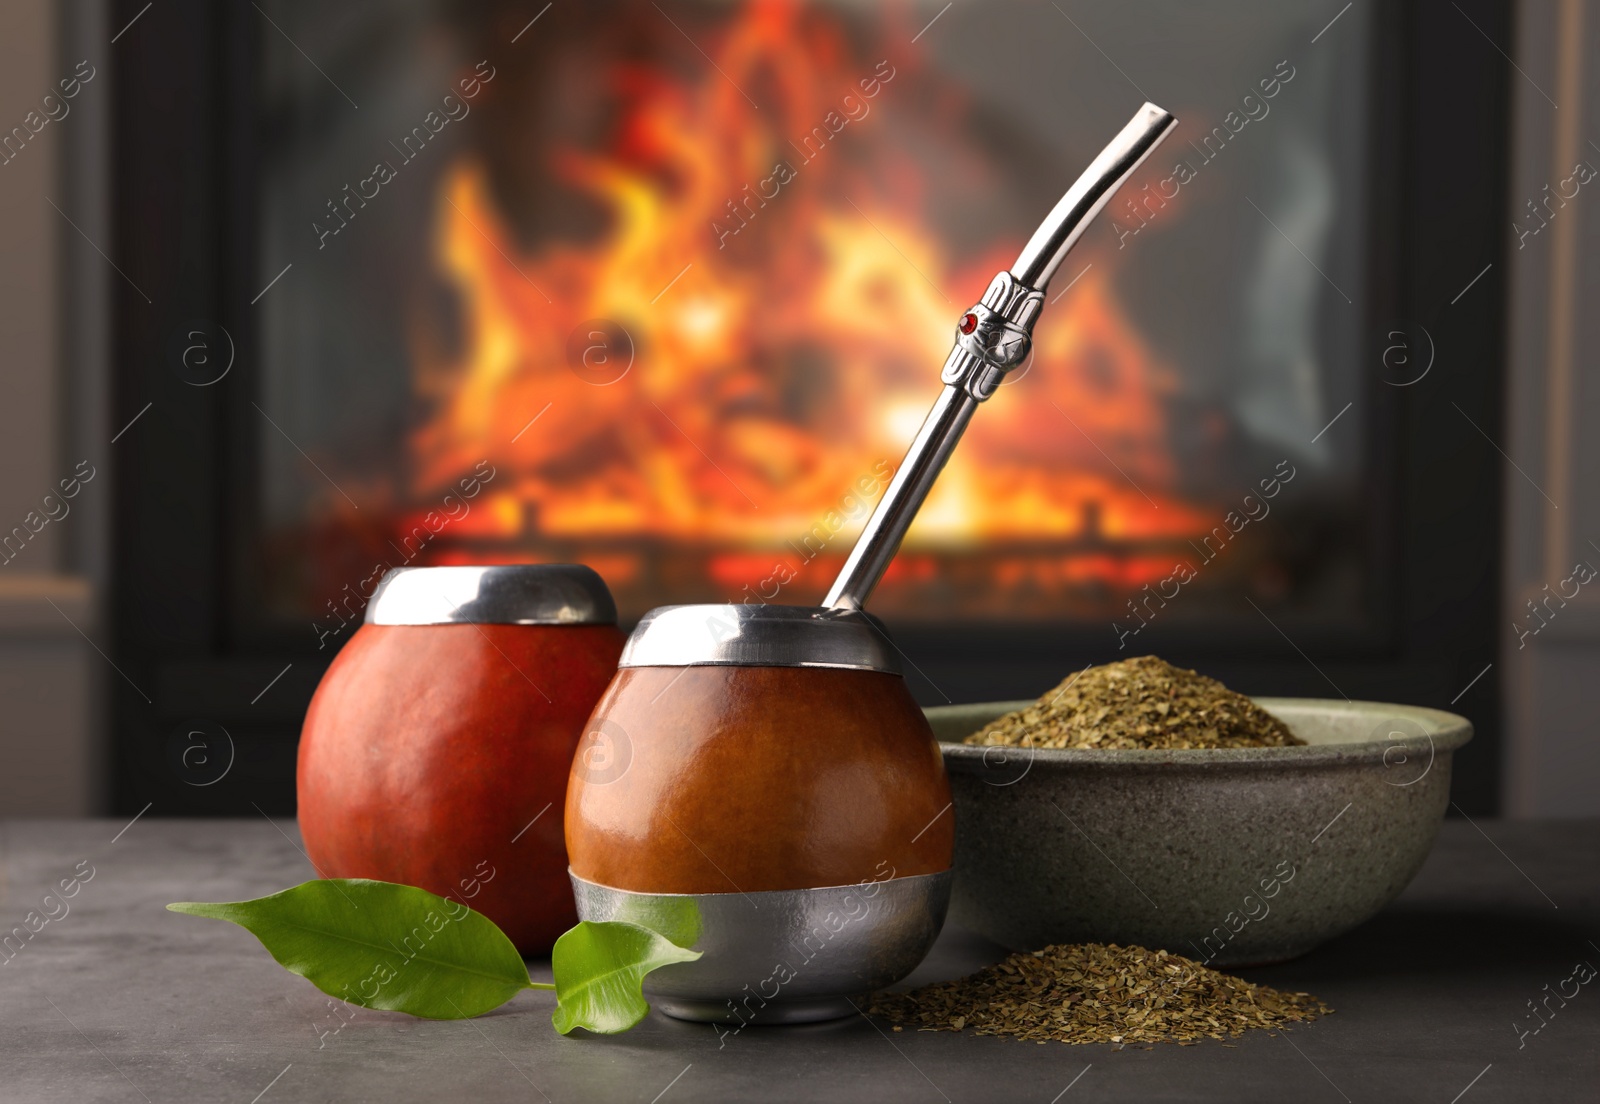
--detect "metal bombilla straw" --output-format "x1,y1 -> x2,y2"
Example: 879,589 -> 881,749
825,102 -> 1179,612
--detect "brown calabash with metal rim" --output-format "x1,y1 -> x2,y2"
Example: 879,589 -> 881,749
565,664 -> 953,894
298,565 -> 624,955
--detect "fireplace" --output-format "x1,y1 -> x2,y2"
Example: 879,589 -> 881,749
251,0 -> 1371,634
109,0 -> 1511,815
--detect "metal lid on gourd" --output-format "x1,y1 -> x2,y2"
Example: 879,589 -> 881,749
618,603 -> 901,675
365,564 -> 618,626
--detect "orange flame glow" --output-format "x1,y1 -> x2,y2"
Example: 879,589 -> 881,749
401,1 -> 1215,616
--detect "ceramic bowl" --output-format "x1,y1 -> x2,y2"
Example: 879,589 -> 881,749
929,698 -> 1472,966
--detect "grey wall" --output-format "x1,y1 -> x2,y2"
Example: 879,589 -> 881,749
0,0 -> 101,815
1505,0 -> 1600,816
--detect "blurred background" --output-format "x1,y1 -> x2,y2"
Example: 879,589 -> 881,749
0,0 -> 1593,818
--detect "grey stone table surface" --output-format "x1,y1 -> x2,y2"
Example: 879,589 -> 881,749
1,818 -> 1596,1104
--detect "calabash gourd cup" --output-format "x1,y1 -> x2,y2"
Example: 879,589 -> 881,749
566,104 -> 1181,1023
298,564 -> 624,955
567,604 -> 953,1023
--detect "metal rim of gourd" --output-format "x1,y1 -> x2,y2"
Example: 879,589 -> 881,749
365,564 -> 618,625
618,603 -> 902,675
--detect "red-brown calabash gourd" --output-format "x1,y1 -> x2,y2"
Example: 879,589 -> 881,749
298,566 -> 623,954
565,608 -> 953,896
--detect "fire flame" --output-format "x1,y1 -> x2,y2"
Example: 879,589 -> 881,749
402,1 -> 1214,616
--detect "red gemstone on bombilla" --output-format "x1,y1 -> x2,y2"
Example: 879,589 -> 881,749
959,312 -> 978,334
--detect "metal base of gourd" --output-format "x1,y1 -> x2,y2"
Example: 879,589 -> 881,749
570,869 -> 951,1025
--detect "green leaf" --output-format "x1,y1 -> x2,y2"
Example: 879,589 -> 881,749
550,921 -> 702,1035
168,879 -> 535,1019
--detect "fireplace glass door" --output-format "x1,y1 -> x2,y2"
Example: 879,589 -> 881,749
250,0 -> 1374,645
